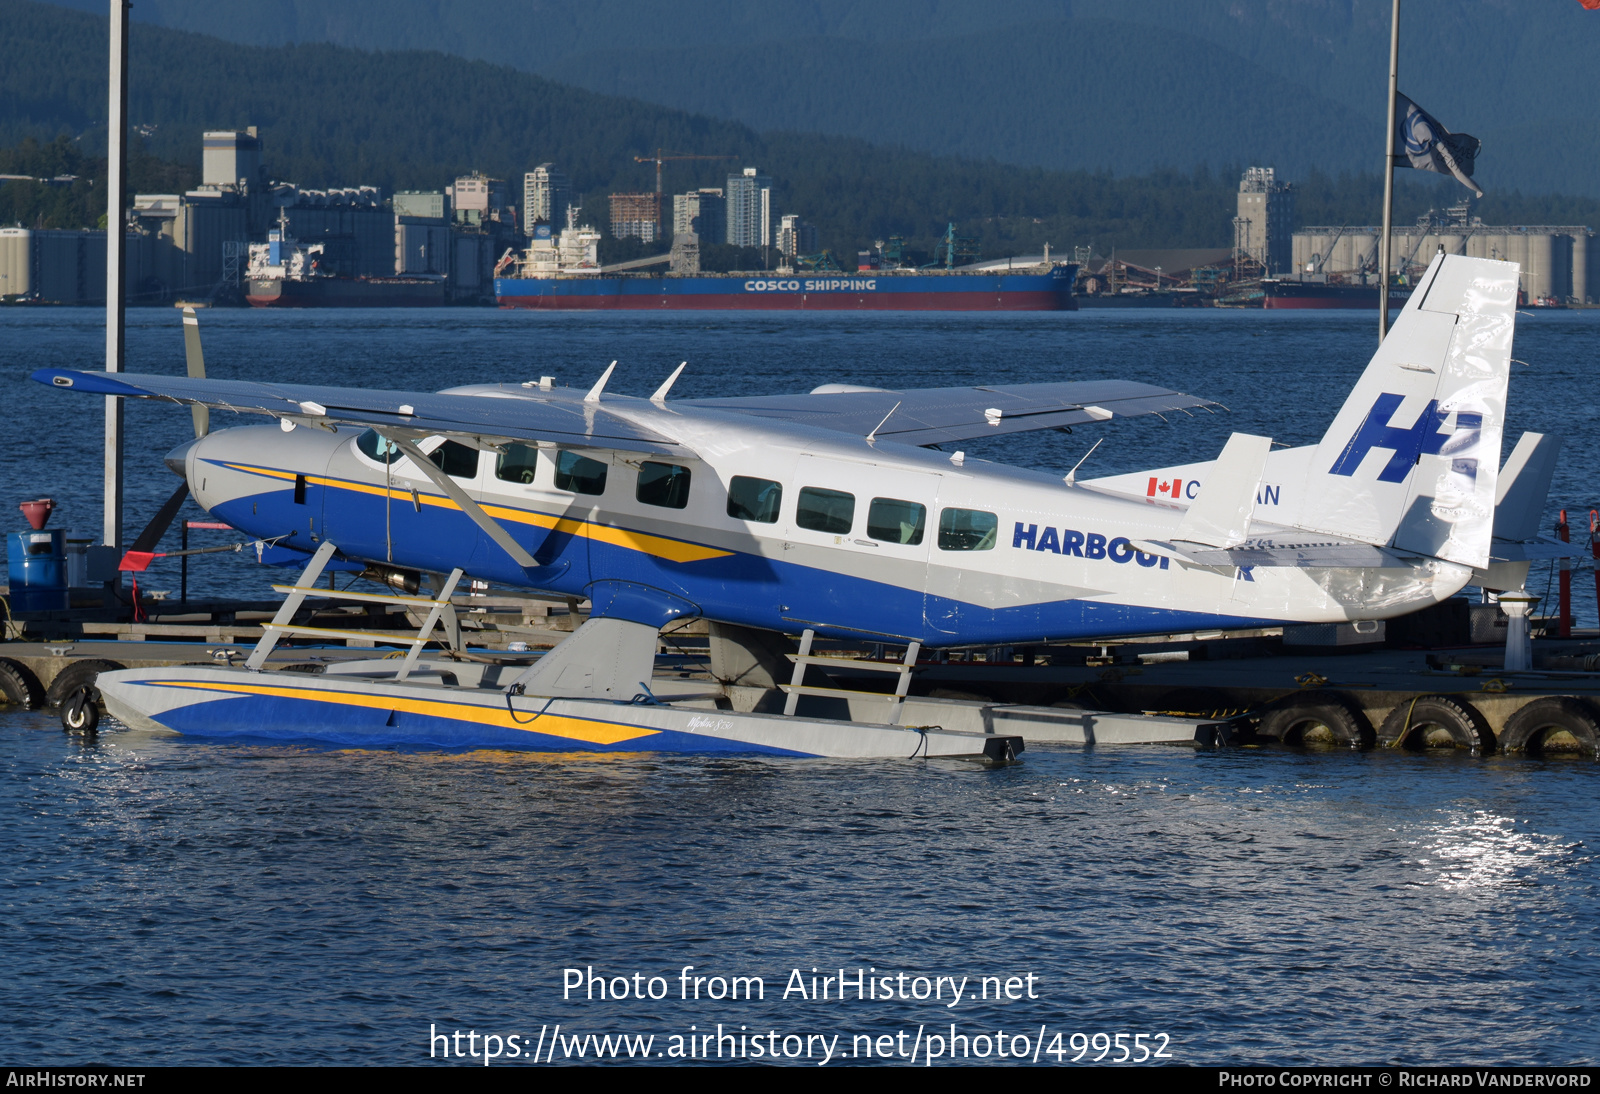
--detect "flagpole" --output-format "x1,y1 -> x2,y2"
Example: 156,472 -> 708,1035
1377,0 -> 1400,343
105,0 -> 128,569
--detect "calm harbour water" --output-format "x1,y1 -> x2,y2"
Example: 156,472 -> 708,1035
1,306 -> 1597,1066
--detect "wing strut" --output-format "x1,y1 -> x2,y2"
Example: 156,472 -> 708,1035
380,432 -> 540,572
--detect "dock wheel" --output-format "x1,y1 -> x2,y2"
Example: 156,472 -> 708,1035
1498,697 -> 1600,758
60,686 -> 100,735
0,658 -> 44,709
1380,695 -> 1494,753
45,659 -> 126,708
1258,691 -> 1374,750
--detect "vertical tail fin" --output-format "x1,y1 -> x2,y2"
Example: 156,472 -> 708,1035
1292,253 -> 1519,569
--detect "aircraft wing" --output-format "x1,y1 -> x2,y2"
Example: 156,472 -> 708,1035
30,369 -> 684,456
681,379 -> 1219,445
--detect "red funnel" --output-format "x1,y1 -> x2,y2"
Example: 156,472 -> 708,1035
20,499 -> 54,530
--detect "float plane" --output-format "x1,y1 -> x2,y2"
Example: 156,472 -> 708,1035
32,253 -> 1561,756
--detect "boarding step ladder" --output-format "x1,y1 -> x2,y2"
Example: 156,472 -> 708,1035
243,541 -> 463,680
780,628 -> 921,725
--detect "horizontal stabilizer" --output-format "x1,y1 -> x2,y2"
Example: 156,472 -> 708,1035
1488,537 -> 1575,562
1173,433 -> 1271,548
1134,536 -> 1408,569
1492,432 -> 1560,543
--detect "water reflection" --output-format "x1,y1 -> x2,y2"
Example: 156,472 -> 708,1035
1418,809 -> 1581,893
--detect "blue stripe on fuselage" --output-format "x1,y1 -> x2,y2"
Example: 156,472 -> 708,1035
217,482 -> 1268,647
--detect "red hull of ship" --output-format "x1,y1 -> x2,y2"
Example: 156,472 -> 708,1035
497,290 -> 1071,311
1262,296 -> 1410,310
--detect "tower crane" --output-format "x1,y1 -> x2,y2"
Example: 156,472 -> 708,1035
633,150 -> 736,233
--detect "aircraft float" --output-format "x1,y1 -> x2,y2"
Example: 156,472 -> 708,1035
32,254 -> 1561,758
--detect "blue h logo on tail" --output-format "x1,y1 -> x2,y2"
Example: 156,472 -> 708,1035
1329,393 -> 1482,484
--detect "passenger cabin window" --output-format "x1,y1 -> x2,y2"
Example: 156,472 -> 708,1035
636,461 -> 692,509
495,443 -> 540,485
796,487 -> 855,534
867,498 -> 926,545
938,507 -> 998,551
355,428 -> 401,462
428,440 -> 481,480
727,476 -> 782,523
554,450 -> 608,495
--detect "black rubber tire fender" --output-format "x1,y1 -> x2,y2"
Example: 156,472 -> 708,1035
45,659 -> 127,708
1379,694 -> 1495,753
1499,697 -> 1600,758
0,657 -> 45,709
1257,690 -> 1375,749
60,686 -> 100,734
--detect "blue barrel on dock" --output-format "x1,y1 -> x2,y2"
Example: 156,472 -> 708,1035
7,529 -> 69,612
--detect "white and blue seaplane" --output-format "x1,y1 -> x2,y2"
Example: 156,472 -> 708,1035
33,254 -> 1559,758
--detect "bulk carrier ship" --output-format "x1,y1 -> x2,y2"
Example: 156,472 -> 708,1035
494,222 -> 1077,311
245,225 -> 446,308
1258,277 -> 1411,310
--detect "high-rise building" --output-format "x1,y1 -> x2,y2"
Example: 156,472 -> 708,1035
726,167 -> 772,248
776,214 -> 818,258
609,192 -> 660,243
523,164 -> 570,232
1234,166 -> 1294,275
672,188 -> 725,242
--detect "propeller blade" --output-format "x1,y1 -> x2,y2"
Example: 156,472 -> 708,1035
181,306 -> 209,438
119,483 -> 190,572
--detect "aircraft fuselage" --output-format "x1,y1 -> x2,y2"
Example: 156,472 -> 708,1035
181,393 -> 1468,647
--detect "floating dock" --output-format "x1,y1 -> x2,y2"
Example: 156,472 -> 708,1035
4,579 -> 1597,759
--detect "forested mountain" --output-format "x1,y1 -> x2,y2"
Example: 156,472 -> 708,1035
0,135 -> 196,230
41,0 -> 1600,196
5,1 -> 1597,260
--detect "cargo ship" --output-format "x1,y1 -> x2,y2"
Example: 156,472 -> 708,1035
494,222 -> 1077,311
1258,277 -> 1411,310
244,225 -> 445,308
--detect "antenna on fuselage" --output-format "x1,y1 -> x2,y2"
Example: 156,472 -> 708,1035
651,362 -> 687,404
584,361 -> 617,404
1063,438 -> 1104,486
865,400 -> 902,444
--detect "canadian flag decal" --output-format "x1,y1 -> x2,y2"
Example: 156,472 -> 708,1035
1146,477 -> 1183,499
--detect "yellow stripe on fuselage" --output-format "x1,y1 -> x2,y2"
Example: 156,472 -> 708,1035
212,461 -> 731,565
155,679 -> 659,745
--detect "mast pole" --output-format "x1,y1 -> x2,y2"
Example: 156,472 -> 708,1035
1378,0 -> 1400,343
